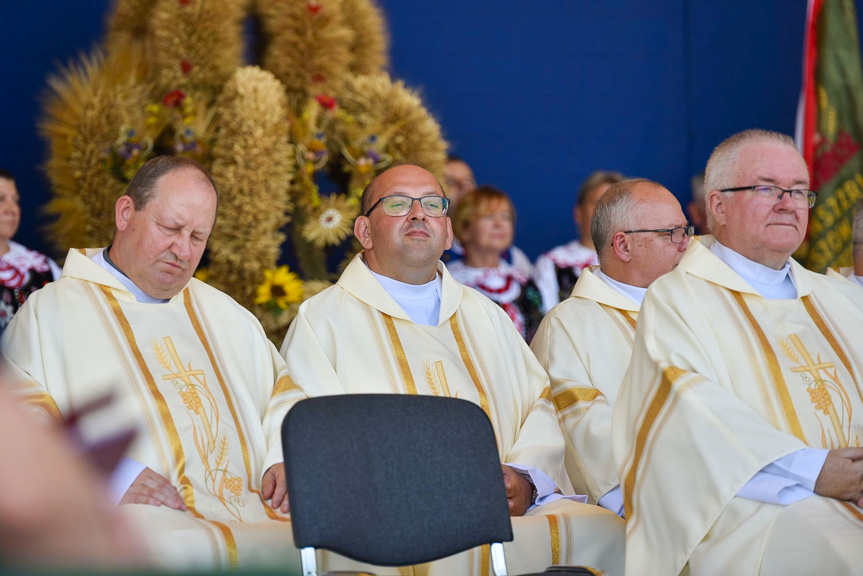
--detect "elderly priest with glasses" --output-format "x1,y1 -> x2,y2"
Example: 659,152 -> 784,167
280,164 -> 624,575
614,129 -> 863,576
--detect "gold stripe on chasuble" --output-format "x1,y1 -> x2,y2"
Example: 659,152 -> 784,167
546,515 -> 561,565
802,296 -> 862,400
382,314 -> 419,395
623,365 -> 683,520
730,292 -> 806,442
841,502 -> 863,522
101,287 -> 239,567
100,286 -> 193,506
183,290 -> 290,523
553,388 -> 603,412
16,386 -> 62,420
448,315 -> 492,420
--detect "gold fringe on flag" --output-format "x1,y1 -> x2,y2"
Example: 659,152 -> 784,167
208,66 -> 294,308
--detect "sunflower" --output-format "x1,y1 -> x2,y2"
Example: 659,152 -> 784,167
301,193 -> 357,247
254,265 -> 304,310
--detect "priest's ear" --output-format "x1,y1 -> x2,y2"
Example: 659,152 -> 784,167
611,230 -> 633,263
114,195 -> 136,232
706,189 -> 727,229
354,215 -> 374,250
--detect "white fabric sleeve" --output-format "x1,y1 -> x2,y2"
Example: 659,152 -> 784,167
597,485 -> 625,517
109,457 -> 147,505
506,463 -> 588,511
736,448 -> 828,505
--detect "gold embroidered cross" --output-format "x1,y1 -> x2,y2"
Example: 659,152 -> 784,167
787,334 -> 847,446
161,336 -> 205,386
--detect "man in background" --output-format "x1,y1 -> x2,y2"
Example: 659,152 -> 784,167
535,170 -> 624,309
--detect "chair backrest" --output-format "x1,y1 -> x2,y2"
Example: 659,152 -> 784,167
282,394 -> 514,567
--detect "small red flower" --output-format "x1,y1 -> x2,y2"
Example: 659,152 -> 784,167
162,90 -> 187,108
311,72 -> 326,84
181,60 -> 193,75
178,0 -> 192,5
315,94 -> 337,110
307,2 -> 322,15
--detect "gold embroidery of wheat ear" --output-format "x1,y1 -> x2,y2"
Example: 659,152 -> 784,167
422,361 -> 440,396
778,338 -> 801,365
215,434 -> 230,468
152,339 -> 174,372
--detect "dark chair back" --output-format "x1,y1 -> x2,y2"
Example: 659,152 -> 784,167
282,394 -> 514,567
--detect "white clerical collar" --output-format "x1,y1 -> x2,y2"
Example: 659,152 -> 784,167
852,274 -> 863,289
593,268 -> 646,305
369,268 -> 442,326
92,249 -> 169,304
709,240 -> 797,299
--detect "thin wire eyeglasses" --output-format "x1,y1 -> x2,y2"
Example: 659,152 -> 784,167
617,224 -> 694,245
364,195 -> 450,218
719,185 -> 817,208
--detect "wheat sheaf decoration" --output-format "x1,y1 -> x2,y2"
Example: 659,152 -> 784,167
39,0 -> 447,344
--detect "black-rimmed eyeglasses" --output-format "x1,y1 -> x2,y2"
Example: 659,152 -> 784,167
719,185 -> 817,208
364,195 -> 450,218
618,224 -> 694,245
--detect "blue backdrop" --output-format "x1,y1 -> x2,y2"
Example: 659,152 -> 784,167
1,1 -> 830,260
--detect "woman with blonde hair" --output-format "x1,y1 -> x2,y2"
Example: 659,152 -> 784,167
447,186 -> 545,341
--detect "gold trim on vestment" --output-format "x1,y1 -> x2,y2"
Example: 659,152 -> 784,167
803,296 -> 862,403
623,365 -> 683,520
272,374 -> 301,397
19,389 -> 62,420
183,290 -> 290,523
382,314 -> 418,395
841,502 -> 863,522
547,515 -> 561,565
553,387 -> 603,412
101,286 -> 194,507
449,315 -> 491,420
731,292 -> 806,442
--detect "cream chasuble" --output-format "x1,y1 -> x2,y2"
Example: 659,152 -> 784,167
1,249 -> 307,570
531,267 -> 638,504
281,254 -> 625,576
613,237 -> 863,576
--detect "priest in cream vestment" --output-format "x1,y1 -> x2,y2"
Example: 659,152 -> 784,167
281,165 -> 625,576
1,157 -> 306,570
614,130 -> 863,576
531,179 -> 691,515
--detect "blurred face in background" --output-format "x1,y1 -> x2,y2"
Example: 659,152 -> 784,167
461,198 -> 514,256
0,178 -> 21,251
443,160 -> 476,211
575,183 -> 612,249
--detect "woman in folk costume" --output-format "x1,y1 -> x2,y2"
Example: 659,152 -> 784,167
446,186 -> 546,342
0,169 -> 61,333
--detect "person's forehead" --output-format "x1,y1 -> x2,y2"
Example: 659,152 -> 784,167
374,169 -> 442,200
735,142 -> 809,183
